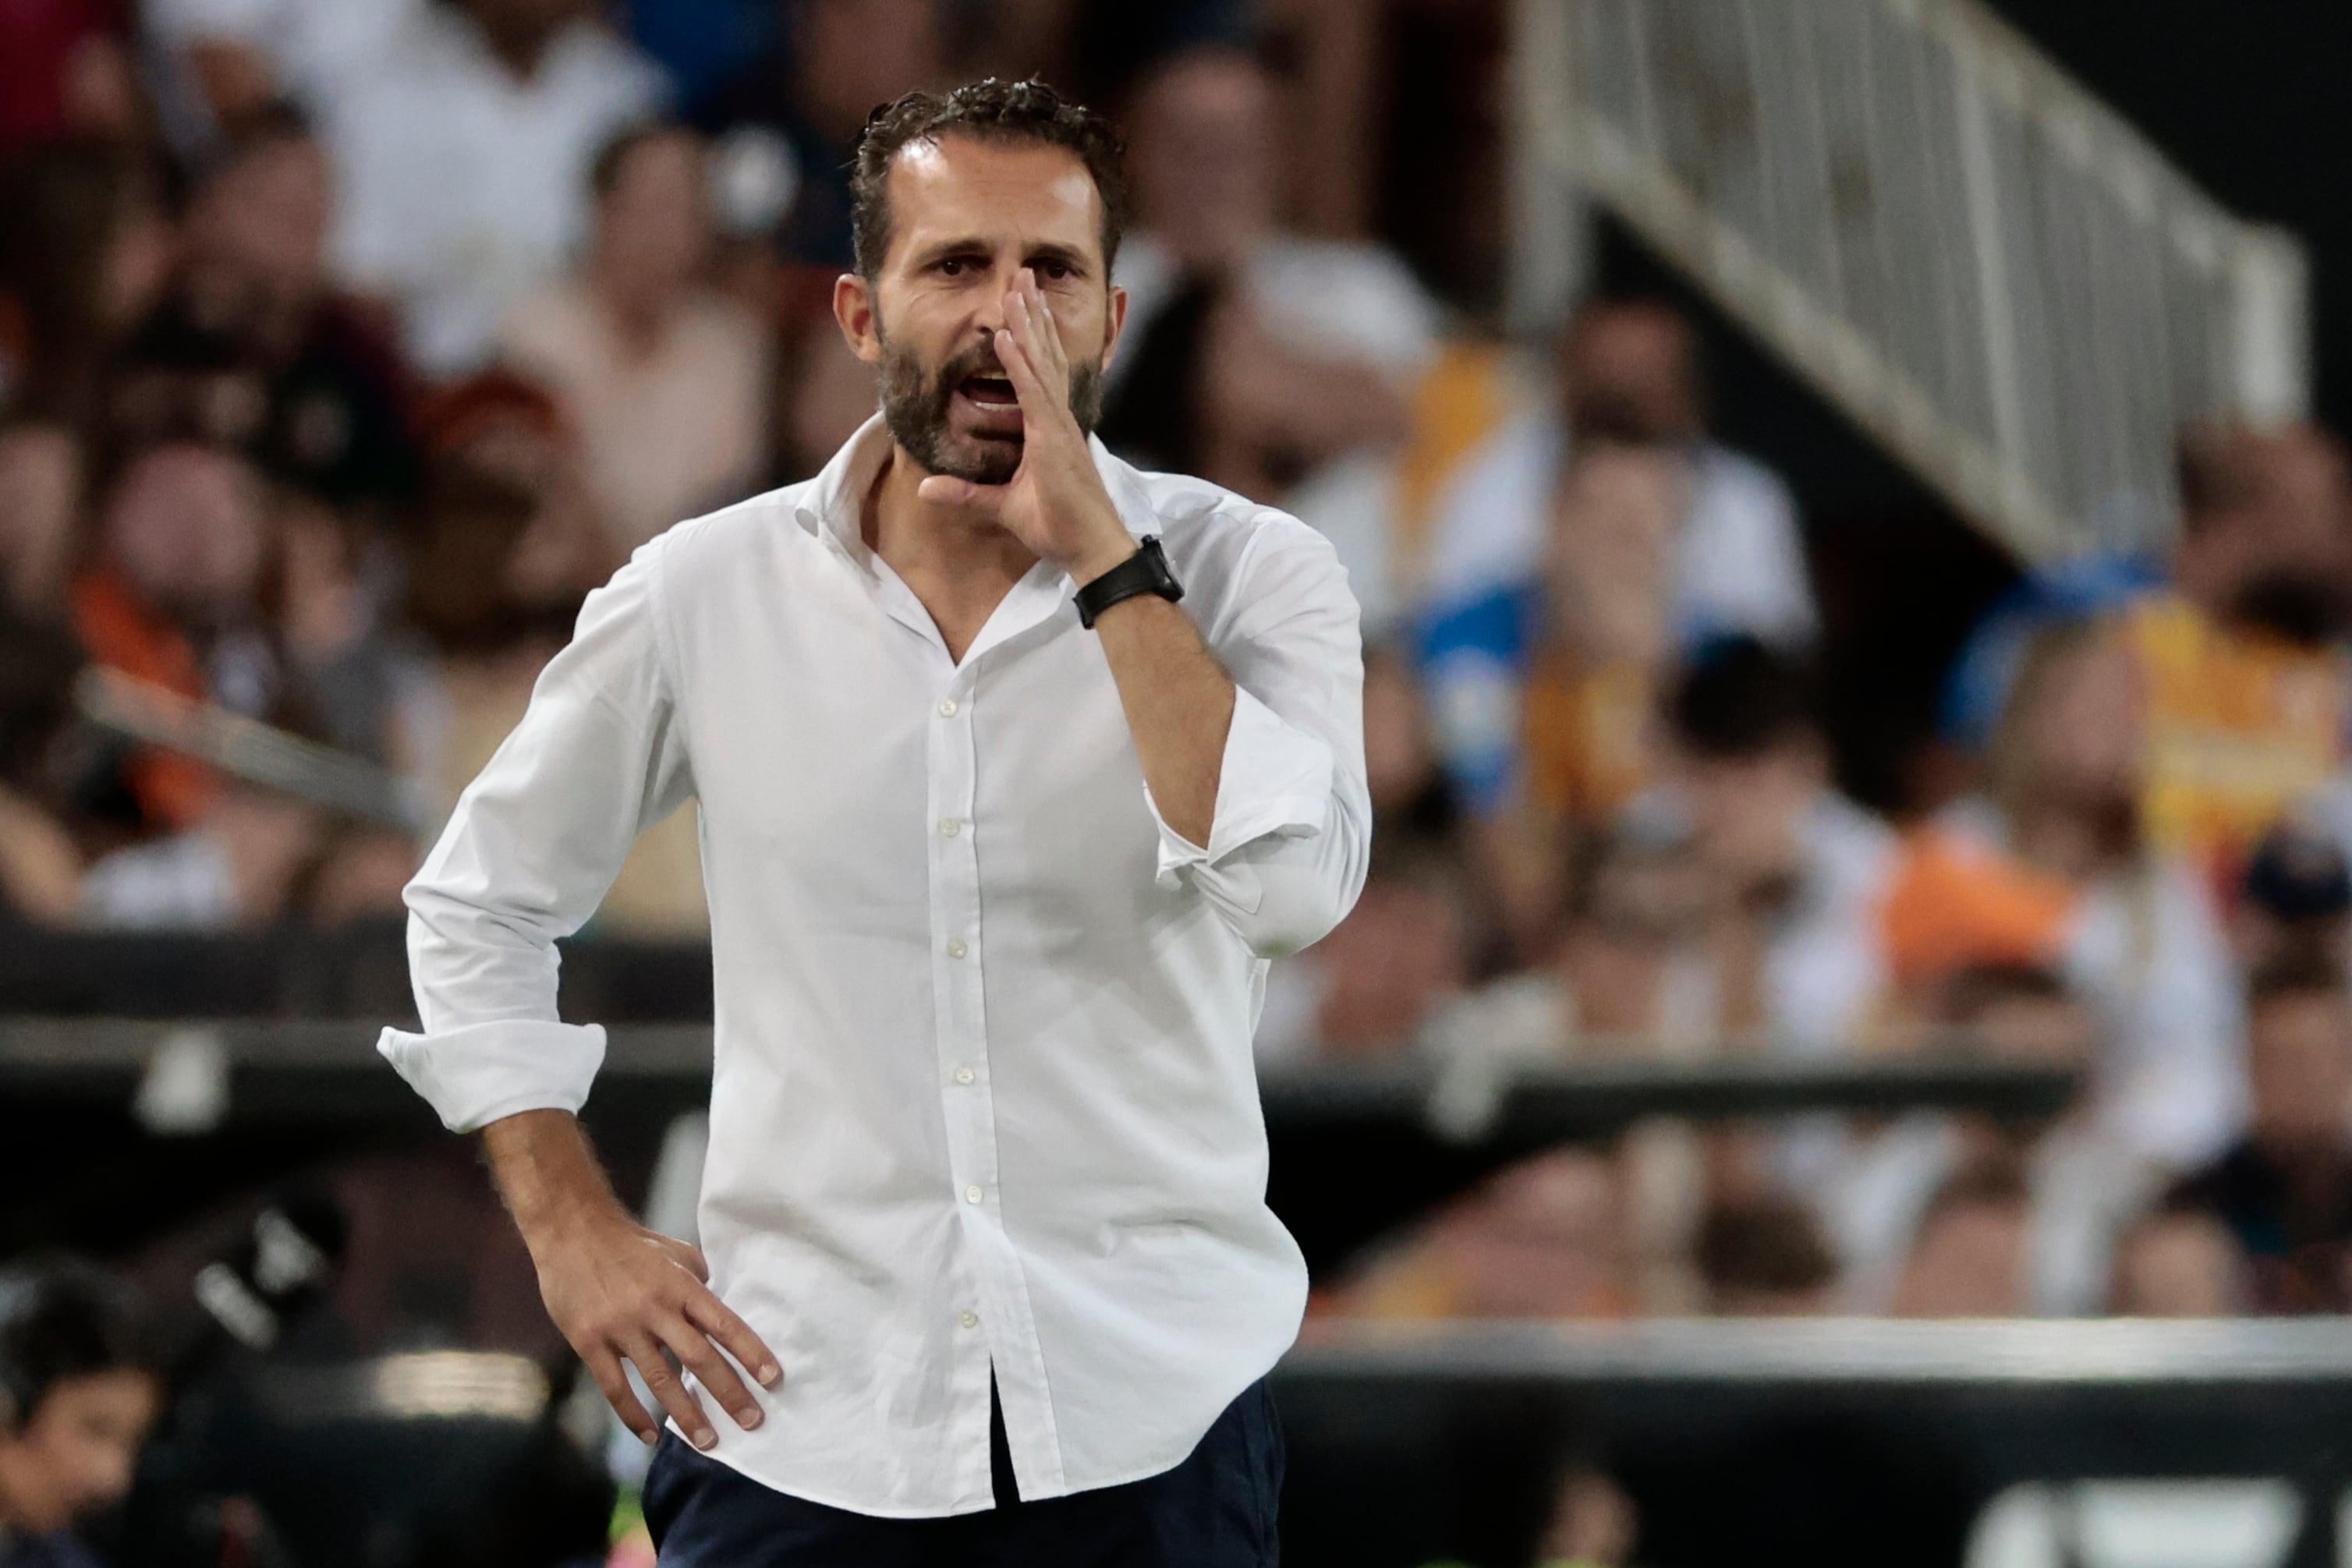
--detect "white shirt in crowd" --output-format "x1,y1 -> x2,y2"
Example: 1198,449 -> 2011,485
326,8 -> 666,377
146,0 -> 423,111
1422,409 -> 1819,649
378,416 -> 1370,1516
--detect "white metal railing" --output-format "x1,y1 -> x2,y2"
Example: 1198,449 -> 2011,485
1512,0 -> 2311,563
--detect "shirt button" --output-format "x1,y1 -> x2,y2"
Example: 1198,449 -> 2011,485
937,698 -> 958,717
958,1310 -> 979,1329
955,1067 -> 976,1085
963,1184 -> 983,1205
937,818 -> 962,837
946,938 -> 967,959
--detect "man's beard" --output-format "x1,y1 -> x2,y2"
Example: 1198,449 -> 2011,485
877,330 -> 1106,486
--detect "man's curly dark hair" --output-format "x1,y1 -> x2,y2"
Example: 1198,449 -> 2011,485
849,78 -> 1130,284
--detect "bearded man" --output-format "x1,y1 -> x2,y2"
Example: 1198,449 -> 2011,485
376,78 -> 1367,1566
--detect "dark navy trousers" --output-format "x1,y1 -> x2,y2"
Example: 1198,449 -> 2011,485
643,1376 -> 1283,1567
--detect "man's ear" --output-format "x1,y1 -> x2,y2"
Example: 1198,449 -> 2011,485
834,272 -> 884,365
1099,283 -> 1129,378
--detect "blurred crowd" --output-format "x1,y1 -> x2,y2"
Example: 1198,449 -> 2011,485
5,0 -> 2352,1357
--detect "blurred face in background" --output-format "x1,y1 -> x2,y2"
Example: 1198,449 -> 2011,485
2110,1212 -> 2246,1317
1543,443 -> 1688,670
1996,623 -> 2144,818
0,426 -> 81,611
1560,304 -> 1704,445
187,132 -> 332,311
1309,862 -> 1469,1057
99,443 -> 267,629
1892,1194 -> 2028,1317
1362,649 -> 1441,814
1126,49 -> 1276,273
840,135 -> 1123,485
1444,1150 -> 1628,1318
795,0 -> 946,144
1969,993 -> 2097,1065
1564,841 -> 1709,1041
593,129 -> 713,313
0,1369 -> 157,1534
1679,735 -> 1825,898
2176,426 -> 2352,645
2247,988 -> 2352,1159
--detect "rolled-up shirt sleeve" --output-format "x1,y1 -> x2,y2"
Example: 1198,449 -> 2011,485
1148,522 -> 1370,958
377,542 -> 693,1132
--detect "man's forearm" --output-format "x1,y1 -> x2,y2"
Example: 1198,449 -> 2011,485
1089,592 -> 1234,847
481,1108 -> 629,1260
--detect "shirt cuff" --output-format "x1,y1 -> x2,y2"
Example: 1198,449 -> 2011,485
377,1019 -> 607,1134
1150,687 -> 1334,895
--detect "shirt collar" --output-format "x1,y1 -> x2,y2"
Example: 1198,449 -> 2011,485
795,415 -> 1159,568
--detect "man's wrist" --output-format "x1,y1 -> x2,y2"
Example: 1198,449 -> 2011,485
1068,537 -> 1140,589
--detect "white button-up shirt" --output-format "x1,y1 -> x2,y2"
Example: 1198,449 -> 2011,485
377,416 -> 1369,1516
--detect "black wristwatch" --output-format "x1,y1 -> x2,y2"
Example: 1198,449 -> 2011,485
1074,535 -> 1184,628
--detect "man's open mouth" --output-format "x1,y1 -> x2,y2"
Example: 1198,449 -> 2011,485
958,374 -> 1019,412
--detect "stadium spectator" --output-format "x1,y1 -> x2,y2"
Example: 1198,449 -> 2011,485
1330,1149 -> 1636,1321
1667,637 -> 1895,1057
2177,957 -> 2352,1312
2108,1195 -> 2251,1317
0,427 -> 80,617
1424,814 -> 1714,1062
1915,620 -> 2246,1168
2233,818 -> 2352,977
147,0 -> 425,132
1386,440 -> 1695,954
77,774 -> 325,929
1695,1195 -> 1839,1316
1812,964 -> 2158,1315
1254,831 -> 1472,1064
0,0 -> 143,159
69,441 -> 272,834
0,140 -> 175,428
770,310 -> 881,483
0,1261 -> 158,1568
395,373 -> 703,933
324,0 -> 669,377
1888,1164 -> 2032,1318
0,616 -> 86,925
1951,423 -> 2352,888
694,0 -> 948,272
499,122 -> 772,552
133,103 -> 420,515
2129,423 -> 2352,883
1417,300 -> 1815,828
1101,43 -> 1431,627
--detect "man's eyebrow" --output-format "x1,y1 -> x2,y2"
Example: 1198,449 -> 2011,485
1024,242 -> 1092,274
905,236 -> 990,268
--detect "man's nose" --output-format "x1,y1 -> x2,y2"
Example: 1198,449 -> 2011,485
970,264 -> 1030,335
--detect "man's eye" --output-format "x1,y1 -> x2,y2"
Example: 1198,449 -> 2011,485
937,259 -> 964,276
1036,262 -> 1070,281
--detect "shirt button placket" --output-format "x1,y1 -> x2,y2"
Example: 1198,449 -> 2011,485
934,678 -> 997,1396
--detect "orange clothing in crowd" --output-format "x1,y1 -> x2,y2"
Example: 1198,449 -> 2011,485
1521,655 -> 1657,826
2127,594 -> 2350,881
1878,826 -> 2078,992
70,568 -> 218,830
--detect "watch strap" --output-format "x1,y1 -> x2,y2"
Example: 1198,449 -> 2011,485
1075,535 -> 1184,628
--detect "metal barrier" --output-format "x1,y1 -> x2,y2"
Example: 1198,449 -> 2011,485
1278,1318 -> 2352,1567
1512,0 -> 2311,562
0,1013 -> 2075,1271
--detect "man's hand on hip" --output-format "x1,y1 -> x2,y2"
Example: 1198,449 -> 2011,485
482,1109 -> 780,1450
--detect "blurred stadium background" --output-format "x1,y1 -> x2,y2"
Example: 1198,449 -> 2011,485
5,0 -> 2352,1563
